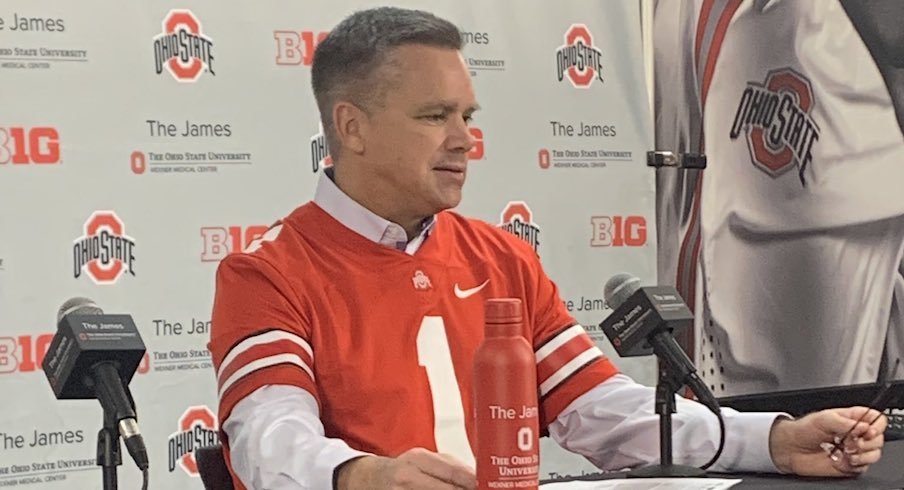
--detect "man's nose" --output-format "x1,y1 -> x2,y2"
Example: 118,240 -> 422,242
447,118 -> 476,154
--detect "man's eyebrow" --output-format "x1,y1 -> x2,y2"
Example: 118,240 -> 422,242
415,102 -> 482,113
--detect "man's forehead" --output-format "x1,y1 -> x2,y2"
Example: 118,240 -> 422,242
374,45 -> 476,106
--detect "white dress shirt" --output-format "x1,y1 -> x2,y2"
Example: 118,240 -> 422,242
223,169 -> 787,489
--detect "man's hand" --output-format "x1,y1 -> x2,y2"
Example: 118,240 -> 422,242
336,448 -> 477,490
768,407 -> 887,477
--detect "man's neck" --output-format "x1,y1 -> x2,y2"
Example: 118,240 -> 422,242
331,164 -> 426,240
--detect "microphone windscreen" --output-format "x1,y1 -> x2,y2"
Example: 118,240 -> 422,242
604,273 -> 641,310
57,297 -> 103,323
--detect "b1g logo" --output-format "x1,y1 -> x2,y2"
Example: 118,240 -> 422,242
498,201 -> 540,253
729,68 -> 820,185
468,127 -> 484,160
0,127 -> 60,165
590,216 -> 647,247
153,9 -> 215,82
201,225 -> 269,262
555,24 -> 604,88
168,406 -> 219,476
73,211 -> 137,285
0,333 -> 151,375
310,123 -> 332,173
274,30 -> 328,66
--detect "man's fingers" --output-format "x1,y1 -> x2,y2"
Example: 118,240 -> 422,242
838,408 -> 885,432
846,447 -> 882,467
395,468 -> 475,490
829,453 -> 868,475
833,410 -> 887,457
406,450 -> 476,489
868,413 -> 888,435
432,451 -> 476,471
838,406 -> 873,420
820,408 -> 883,444
845,432 -> 884,454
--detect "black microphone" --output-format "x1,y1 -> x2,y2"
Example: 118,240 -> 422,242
42,297 -> 150,471
599,274 -> 720,415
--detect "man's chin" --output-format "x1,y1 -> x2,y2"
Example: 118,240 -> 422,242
432,193 -> 463,213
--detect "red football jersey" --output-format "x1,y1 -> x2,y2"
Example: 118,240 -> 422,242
209,203 -> 618,485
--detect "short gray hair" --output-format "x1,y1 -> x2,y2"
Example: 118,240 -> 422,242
311,7 -> 463,159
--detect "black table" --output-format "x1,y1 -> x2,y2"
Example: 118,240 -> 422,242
540,439 -> 904,489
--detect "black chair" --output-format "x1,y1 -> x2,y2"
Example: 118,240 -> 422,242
197,444 -> 235,490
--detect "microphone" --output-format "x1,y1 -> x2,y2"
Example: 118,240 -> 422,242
42,297 -> 150,471
600,274 -> 720,415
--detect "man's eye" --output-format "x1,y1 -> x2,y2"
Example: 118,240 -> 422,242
424,114 -> 447,121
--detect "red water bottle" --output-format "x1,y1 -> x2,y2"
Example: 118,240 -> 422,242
474,298 -> 540,490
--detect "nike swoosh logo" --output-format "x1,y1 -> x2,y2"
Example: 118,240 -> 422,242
454,279 -> 490,299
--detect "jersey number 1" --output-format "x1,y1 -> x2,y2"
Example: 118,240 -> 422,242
416,316 -> 476,468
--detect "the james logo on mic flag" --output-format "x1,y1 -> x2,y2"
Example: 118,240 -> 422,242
600,273 -> 693,358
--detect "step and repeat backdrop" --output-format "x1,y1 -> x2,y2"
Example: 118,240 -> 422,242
0,1 -> 655,488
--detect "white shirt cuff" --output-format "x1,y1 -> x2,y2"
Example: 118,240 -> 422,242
716,411 -> 790,473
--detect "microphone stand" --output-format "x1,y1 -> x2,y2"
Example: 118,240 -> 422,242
618,152 -> 710,478
627,360 -> 706,478
97,408 -> 122,490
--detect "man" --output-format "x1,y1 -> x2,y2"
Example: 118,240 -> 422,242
653,0 -> 904,398
209,7 -> 886,490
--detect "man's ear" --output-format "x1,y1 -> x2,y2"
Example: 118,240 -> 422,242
334,101 -> 367,155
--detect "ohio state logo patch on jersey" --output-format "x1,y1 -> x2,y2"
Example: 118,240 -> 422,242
729,68 -> 821,185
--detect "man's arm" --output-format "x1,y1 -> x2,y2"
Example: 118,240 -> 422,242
548,374 -> 781,472
549,374 -> 887,476
226,385 -> 477,490
224,385 -> 371,489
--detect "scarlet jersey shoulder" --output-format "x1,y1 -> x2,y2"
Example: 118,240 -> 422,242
214,203 -> 333,292
209,204 -> 324,422
220,217 -> 295,268
436,211 -> 541,265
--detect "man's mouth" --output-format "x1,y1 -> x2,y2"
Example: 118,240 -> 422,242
433,164 -> 466,173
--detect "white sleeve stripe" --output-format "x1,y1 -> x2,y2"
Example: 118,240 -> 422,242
535,325 -> 584,363
539,346 -> 603,396
218,353 -> 314,399
217,329 -> 312,381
